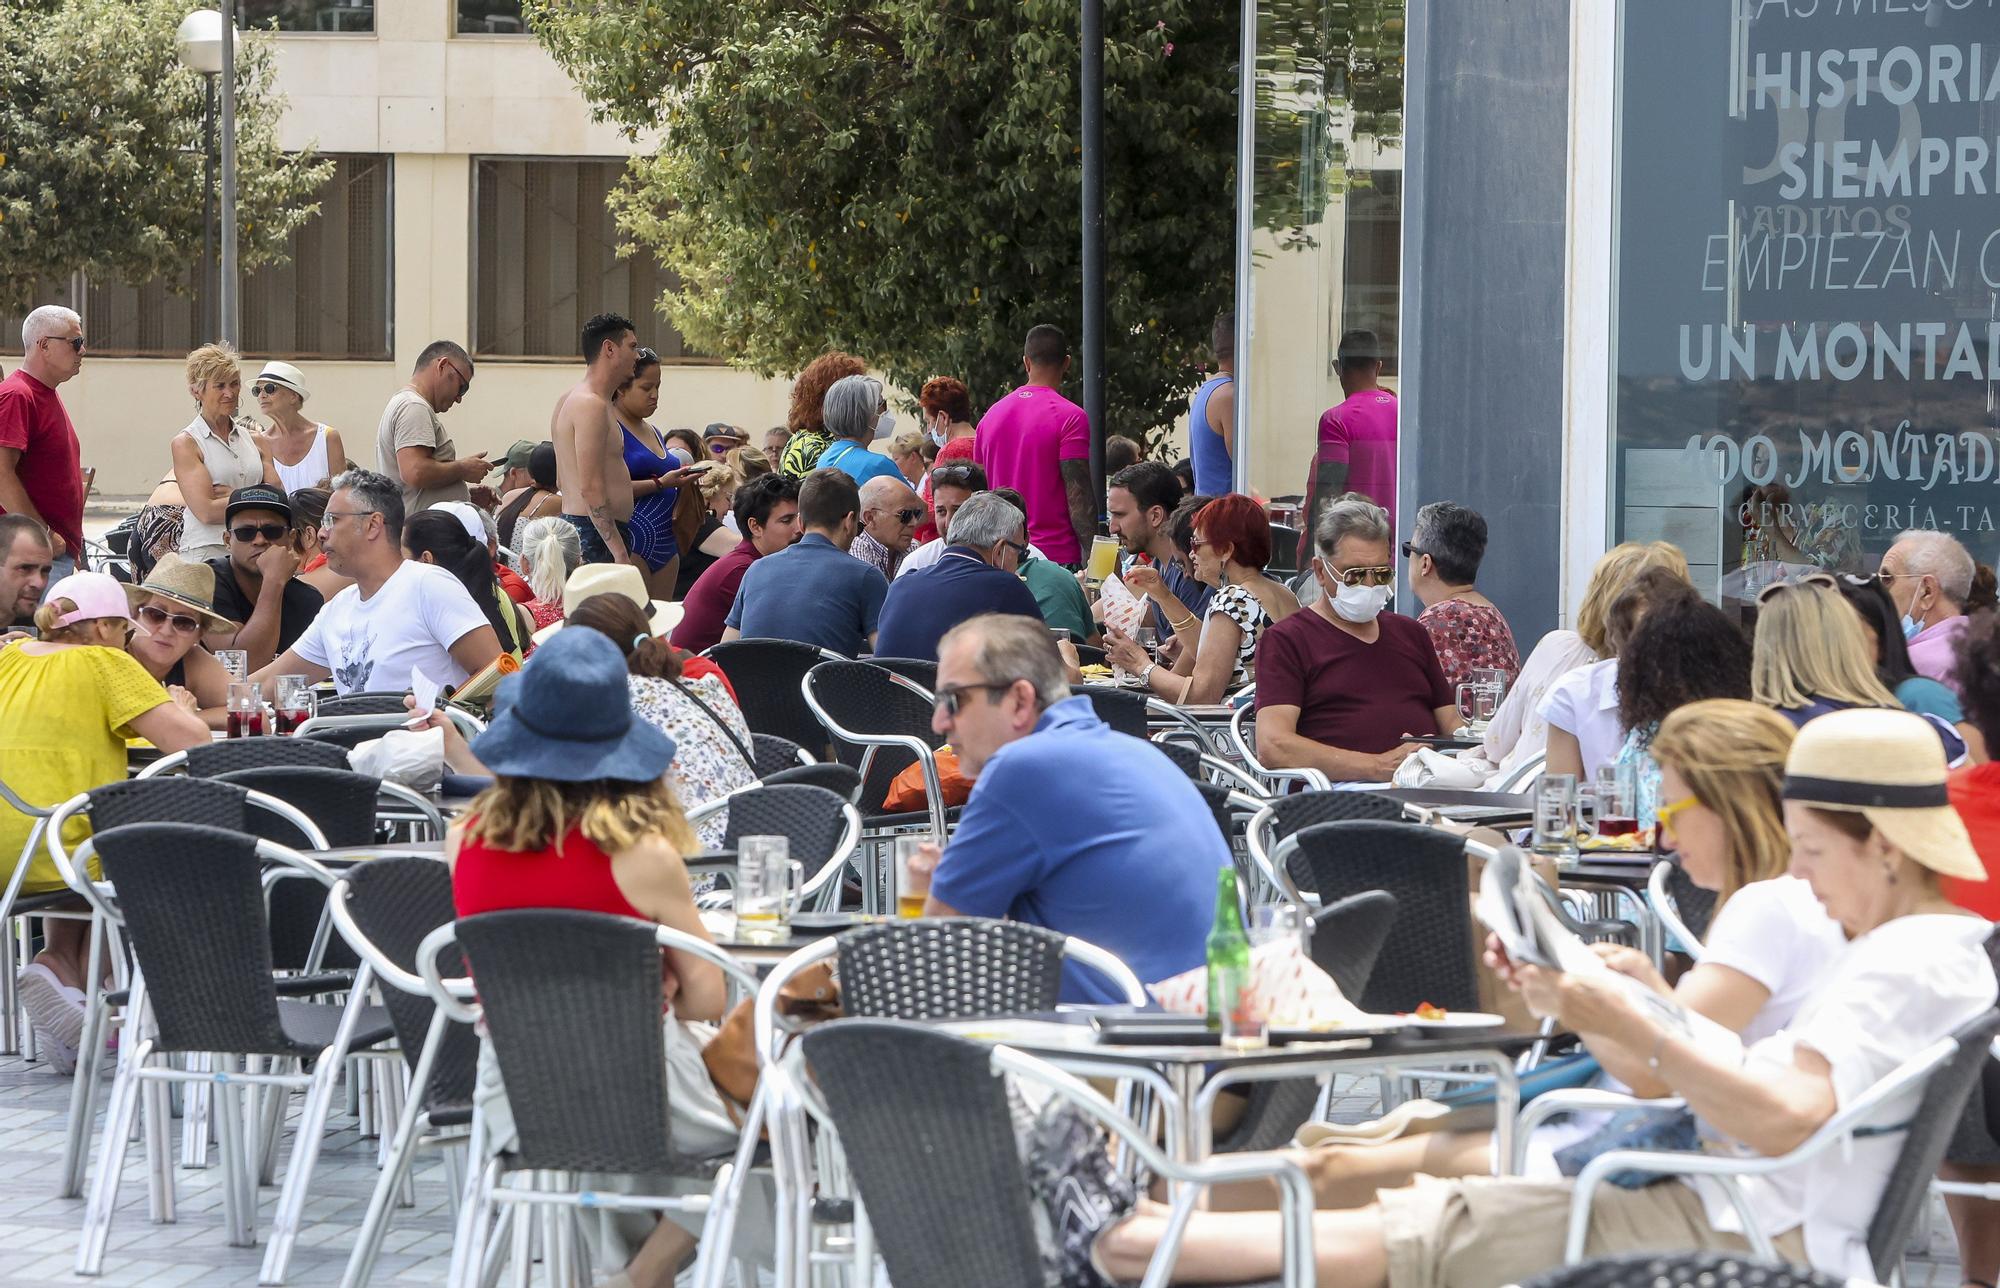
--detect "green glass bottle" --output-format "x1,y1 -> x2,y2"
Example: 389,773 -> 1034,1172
1206,867 -> 1252,1038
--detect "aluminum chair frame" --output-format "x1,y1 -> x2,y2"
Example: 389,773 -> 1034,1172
58,832 -> 381,1283
1229,702 -> 1333,794
801,663 -> 950,843
1144,695 -> 1235,758
1646,860 -> 1707,962
0,776 -> 84,1057
296,709 -> 486,742
683,782 -> 864,914
698,924 -> 1149,1288
417,919 -> 762,1288
1494,749 -> 1549,795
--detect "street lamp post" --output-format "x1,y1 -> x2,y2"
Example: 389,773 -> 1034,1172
174,8 -> 238,346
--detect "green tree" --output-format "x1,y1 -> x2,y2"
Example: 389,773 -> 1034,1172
0,0 -> 331,309
527,0 -> 1400,442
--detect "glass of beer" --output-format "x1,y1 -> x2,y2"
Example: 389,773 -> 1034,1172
734,835 -> 802,944
1087,535 -> 1120,585
893,835 -> 934,918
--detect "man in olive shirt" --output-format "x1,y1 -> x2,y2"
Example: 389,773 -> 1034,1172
376,339 -> 492,515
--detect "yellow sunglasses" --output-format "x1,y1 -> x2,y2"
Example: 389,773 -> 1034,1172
1654,795 -> 1699,837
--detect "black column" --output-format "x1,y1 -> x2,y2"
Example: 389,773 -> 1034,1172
1080,0 -> 1106,518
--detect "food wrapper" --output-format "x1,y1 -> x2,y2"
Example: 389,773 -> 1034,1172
1098,573 -> 1147,639
1145,937 -> 1372,1027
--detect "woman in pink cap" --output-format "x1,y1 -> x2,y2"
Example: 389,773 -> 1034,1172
0,571 -> 208,1073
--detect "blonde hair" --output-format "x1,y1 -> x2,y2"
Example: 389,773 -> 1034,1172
888,430 -> 927,459
1649,700 -> 1796,903
1576,542 -> 1691,657
697,462 -> 738,502
1752,582 -> 1898,710
185,343 -> 241,393
31,596 -> 100,643
460,776 -> 697,858
727,445 -> 772,481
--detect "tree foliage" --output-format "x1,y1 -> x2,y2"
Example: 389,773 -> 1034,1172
0,0 -> 331,309
526,0 -> 1401,440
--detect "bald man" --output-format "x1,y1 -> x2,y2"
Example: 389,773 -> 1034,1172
850,474 -> 923,580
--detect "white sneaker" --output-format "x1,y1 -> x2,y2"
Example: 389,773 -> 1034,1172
18,964 -> 84,1076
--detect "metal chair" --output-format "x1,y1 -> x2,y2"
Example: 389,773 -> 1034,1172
134,735 -> 352,779
1244,789 -> 1407,902
760,760 -> 864,803
1309,889 -> 1399,1001
748,732 -> 814,779
1647,858 -> 1718,958
1519,1251 -> 1844,1288
1494,748 -> 1549,794
1230,701 -> 1333,793
803,661 -> 953,904
685,782 -> 863,912
802,1020 -> 1317,1287
314,691 -> 419,717
1077,683 -> 1150,737
0,777 -> 89,1058
298,709 -> 485,747
706,638 -> 845,755
418,909 -> 761,1288
328,857 -> 479,1288
1273,820 -> 1481,1014
868,656 -> 937,691
65,824 -> 391,1283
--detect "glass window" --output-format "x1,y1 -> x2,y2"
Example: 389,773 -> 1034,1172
457,1 -> 526,35
1341,170 -> 1401,378
472,157 -> 706,361
1611,1 -> 1997,612
0,155 -> 392,360
238,1 -> 373,33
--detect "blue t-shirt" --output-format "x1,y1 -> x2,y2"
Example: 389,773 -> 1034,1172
724,532 -> 888,656
1778,696 -> 1967,762
873,547 -> 1044,662
1896,675 -> 1965,725
930,695 -> 1228,1001
817,440 -> 906,487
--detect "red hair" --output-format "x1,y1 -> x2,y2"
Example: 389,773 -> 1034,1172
1194,494 -> 1271,570
919,376 -> 974,425
787,352 -> 868,435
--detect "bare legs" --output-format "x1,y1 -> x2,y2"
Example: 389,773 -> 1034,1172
1203,1131 -> 1494,1212
1094,1198 -> 1392,1286
644,555 -> 680,604
623,1219 -> 698,1288
34,916 -> 89,991
1939,1163 -> 2000,1287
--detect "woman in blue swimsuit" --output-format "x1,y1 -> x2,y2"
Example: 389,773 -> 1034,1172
614,349 -> 708,600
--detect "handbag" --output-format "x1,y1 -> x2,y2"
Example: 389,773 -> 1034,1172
700,960 -> 842,1120
1552,1105 -> 1702,1189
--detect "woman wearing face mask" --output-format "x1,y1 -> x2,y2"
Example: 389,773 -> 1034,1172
814,375 -> 905,487
912,376 -> 978,544
1252,494 -> 1458,783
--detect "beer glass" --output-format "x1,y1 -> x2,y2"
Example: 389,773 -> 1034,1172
273,674 -> 314,735
893,835 -> 934,918
1087,535 -> 1120,585
1532,773 -> 1576,853
734,836 -> 803,943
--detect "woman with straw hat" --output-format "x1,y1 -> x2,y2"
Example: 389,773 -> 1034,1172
1066,708 -> 1996,1288
121,554 -> 242,727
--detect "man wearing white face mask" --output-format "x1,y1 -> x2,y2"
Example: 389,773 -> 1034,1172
1253,494 -> 1458,782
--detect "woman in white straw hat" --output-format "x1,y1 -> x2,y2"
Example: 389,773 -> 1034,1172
252,360 -> 346,491
1058,707 -> 1997,1288
120,553 -> 242,727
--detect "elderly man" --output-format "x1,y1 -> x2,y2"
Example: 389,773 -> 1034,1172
874,492 -> 1043,661
378,339 -> 491,514
721,468 -> 886,656
204,484 -> 323,671
250,468 -> 500,696
850,474 -> 923,579
921,613 -> 1228,1000
1880,529 -> 1978,695
0,306 -> 87,581
901,462 -> 1050,577
0,515 -> 53,635
1255,495 -> 1457,782
1108,460 -> 1212,635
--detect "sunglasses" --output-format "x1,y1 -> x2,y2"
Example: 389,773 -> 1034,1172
933,681 -> 1016,718
1321,560 -> 1395,588
42,335 -> 85,354
250,382 -> 291,397
895,507 -> 926,525
137,603 -> 203,635
1654,795 -> 1700,839
1754,571 -> 1836,604
1400,541 -> 1429,560
442,360 -> 471,396
230,522 -> 291,544
1003,539 -> 1029,561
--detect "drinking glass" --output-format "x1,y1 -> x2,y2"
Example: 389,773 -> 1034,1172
1087,535 -> 1120,585
1249,902 -> 1308,953
734,836 -> 802,944
225,680 -> 263,740
1593,765 -> 1639,838
1532,773 -> 1576,853
273,674 -> 314,735
1134,625 -> 1158,657
893,835 -> 934,918
214,649 -> 249,681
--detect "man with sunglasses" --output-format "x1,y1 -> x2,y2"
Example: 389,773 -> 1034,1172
0,306 -> 87,584
377,338 -> 491,516
849,475 -> 924,579
202,484 -> 323,671
874,492 -> 1043,662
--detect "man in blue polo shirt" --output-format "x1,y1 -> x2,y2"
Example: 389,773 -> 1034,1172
922,613 -> 1227,1001
721,468 -> 887,656
872,492 -> 1043,661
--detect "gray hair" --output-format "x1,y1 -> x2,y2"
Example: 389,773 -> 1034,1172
1410,501 -> 1488,585
822,374 -> 883,442
21,305 -> 80,352
947,491 -> 1025,550
1893,529 -> 1975,603
329,466 -> 406,541
940,612 -> 1072,710
1313,492 -> 1391,560
517,516 -> 582,603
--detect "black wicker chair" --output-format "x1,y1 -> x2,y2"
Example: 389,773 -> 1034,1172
1154,738 -> 1205,780
330,858 -> 479,1288
688,782 -> 860,910
749,732 -> 810,779
1076,683 -> 1150,738
137,735 -> 351,779
1518,1251 -> 1845,1288
1245,789 -> 1408,899
868,657 -> 937,692
313,691 -> 415,717
706,638 -> 841,755
803,659 -> 952,836
1072,642 -> 1109,668
1310,889 -> 1398,1002
1655,858 -> 1719,947
217,765 -> 391,974
761,761 -> 864,803
74,823 -> 390,1281
837,919 -> 1070,1021
1277,820 -> 1479,1014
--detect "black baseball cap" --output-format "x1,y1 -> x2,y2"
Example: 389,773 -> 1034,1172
225,484 -> 294,525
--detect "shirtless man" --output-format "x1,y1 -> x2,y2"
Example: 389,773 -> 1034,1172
552,312 -> 644,565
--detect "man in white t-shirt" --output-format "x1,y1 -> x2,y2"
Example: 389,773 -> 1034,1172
250,467 -> 501,696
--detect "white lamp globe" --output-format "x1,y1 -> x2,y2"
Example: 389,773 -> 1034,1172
174,9 -> 237,76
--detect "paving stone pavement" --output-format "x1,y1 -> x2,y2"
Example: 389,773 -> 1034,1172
0,1051 -> 456,1287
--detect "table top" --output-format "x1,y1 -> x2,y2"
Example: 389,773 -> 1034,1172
1378,787 -> 1534,811
931,1009 -> 1538,1069
1561,856 -> 1660,888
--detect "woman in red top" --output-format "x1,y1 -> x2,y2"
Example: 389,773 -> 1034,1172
439,626 -> 731,1288
911,376 -> 977,544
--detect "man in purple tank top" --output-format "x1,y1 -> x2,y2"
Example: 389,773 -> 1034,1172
1304,329 -> 1397,561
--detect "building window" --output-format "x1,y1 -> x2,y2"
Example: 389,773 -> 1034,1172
457,1 -> 526,35
1340,170 -> 1401,379
238,1 -> 373,33
0,155 -> 393,360
472,157 -> 706,361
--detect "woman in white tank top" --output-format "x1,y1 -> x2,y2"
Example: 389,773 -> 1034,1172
171,344 -> 278,561
251,360 -> 346,493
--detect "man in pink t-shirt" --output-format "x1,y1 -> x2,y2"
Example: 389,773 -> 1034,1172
1304,329 -> 1397,559
973,324 -> 1093,565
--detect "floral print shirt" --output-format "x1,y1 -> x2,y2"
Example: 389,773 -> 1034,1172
1417,598 -> 1521,692
628,673 -> 757,850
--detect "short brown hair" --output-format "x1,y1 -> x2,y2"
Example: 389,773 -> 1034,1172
565,594 -> 683,682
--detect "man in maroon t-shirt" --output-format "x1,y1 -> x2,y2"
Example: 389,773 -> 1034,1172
0,307 -> 87,583
669,473 -> 803,653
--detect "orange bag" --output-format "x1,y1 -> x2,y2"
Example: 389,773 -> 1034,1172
881,748 -> 975,812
